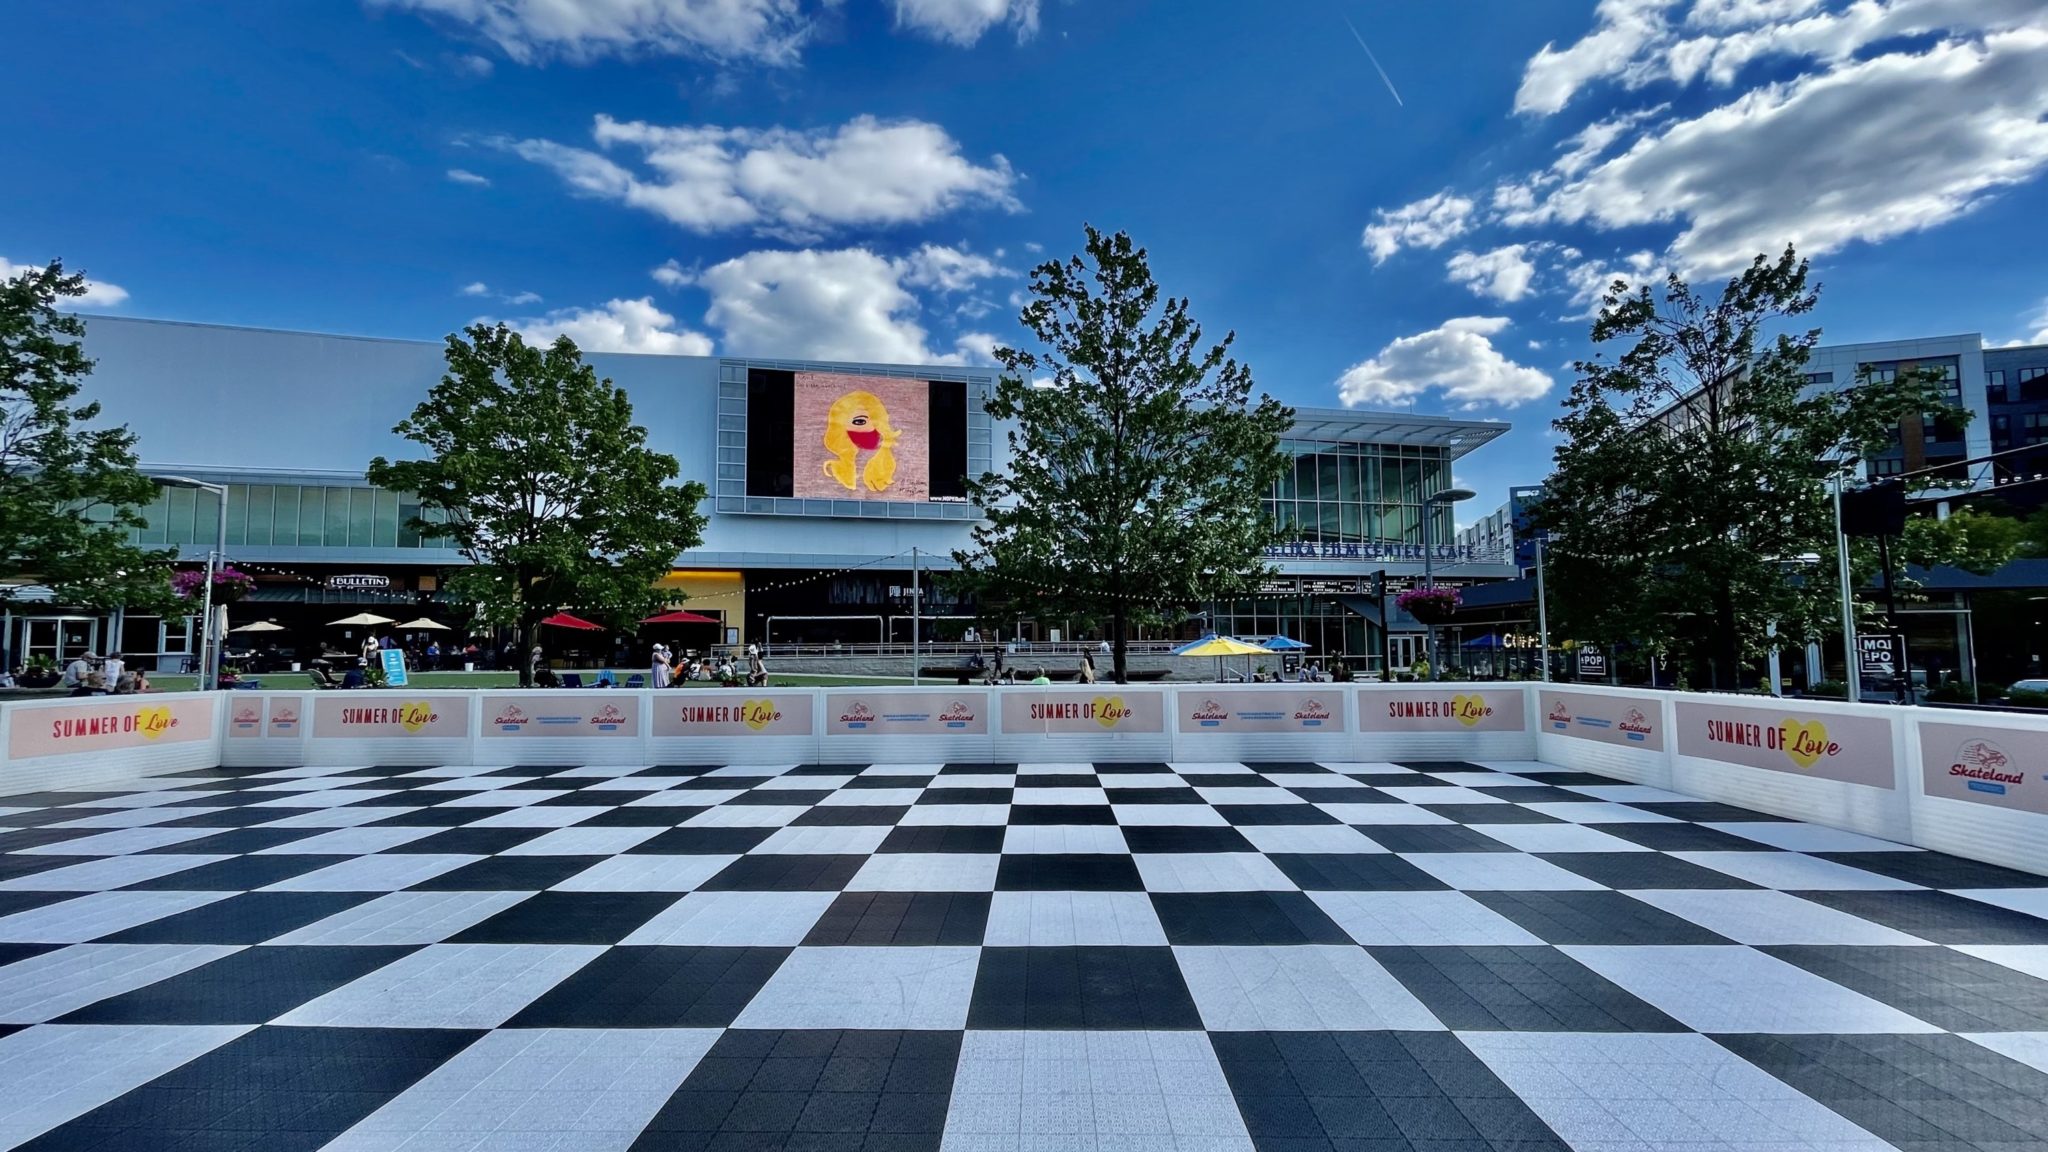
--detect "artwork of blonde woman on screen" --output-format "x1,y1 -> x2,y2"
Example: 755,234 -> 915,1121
822,390 -> 901,493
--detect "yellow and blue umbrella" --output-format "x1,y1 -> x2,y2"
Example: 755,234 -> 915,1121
1173,634 -> 1272,681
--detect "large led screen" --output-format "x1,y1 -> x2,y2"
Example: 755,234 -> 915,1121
746,368 -> 968,502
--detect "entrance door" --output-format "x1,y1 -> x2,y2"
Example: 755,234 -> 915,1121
21,617 -> 100,666
1388,633 -> 1420,675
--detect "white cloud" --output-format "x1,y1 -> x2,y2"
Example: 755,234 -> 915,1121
461,281 -> 542,305
460,280 -> 491,295
887,0 -> 1039,45
369,0 -> 814,65
0,257 -> 129,309
502,290 -> 541,305
1562,250 -> 1669,315
503,296 -> 713,355
1516,0 -> 1678,116
952,331 -> 1001,364
899,243 -> 1007,292
1336,317 -> 1553,411
651,258 -> 691,289
1445,245 -> 1539,303
2009,297 -> 2048,346
510,113 -> 1019,240
1361,191 -> 1474,263
446,167 -> 491,186
452,51 -> 495,76
695,244 -> 1000,364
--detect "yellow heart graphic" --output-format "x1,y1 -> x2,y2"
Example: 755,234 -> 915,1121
1092,695 -> 1129,728
1778,718 -> 1831,769
742,700 -> 778,731
134,706 -> 174,740
1450,693 -> 1487,728
397,702 -> 435,734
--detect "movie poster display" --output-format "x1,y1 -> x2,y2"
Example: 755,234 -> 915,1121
793,373 -> 931,502
1676,699 -> 1895,788
1359,688 -> 1524,733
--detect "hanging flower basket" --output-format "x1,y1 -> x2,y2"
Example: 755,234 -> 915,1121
173,566 -> 255,604
1397,585 -> 1461,625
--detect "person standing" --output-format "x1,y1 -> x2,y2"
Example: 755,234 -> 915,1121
1078,651 -> 1096,684
651,642 -> 671,689
747,649 -> 767,687
360,634 -> 379,669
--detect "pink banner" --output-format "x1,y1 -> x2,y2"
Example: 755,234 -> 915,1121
1359,688 -> 1524,733
312,695 -> 471,739
650,694 -> 815,738
825,691 -> 989,736
1540,689 -> 1664,751
1919,721 -> 2048,814
1675,700 -> 1894,788
1174,689 -> 1343,734
481,694 -> 640,738
266,697 -> 304,737
998,690 -> 1165,735
226,698 -> 265,739
7,696 -> 214,759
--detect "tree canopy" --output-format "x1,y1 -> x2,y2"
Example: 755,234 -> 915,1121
1,259 -> 176,613
367,324 -> 708,686
953,227 -> 1293,682
1535,247 -> 1966,689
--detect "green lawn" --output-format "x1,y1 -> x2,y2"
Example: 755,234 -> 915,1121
147,670 -> 920,691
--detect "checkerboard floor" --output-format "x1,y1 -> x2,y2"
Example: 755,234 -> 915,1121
4,758 -> 2048,1151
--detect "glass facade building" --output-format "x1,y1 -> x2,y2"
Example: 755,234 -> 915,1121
125,480 -> 452,551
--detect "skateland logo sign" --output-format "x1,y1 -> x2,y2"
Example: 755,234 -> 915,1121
824,691 -> 989,735
1541,691 -> 1663,750
1173,690 -> 1346,734
478,695 -> 641,738
1675,700 -> 1892,788
1919,721 -> 2048,814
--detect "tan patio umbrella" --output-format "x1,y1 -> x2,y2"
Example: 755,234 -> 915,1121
328,612 -> 396,627
229,621 -> 287,633
395,617 -> 450,630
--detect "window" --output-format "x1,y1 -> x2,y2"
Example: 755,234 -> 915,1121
1869,457 -> 1904,477
1802,372 -> 1834,385
1861,364 -> 1897,383
2021,368 -> 2048,383
1989,370 -> 2008,403
272,486 -> 299,546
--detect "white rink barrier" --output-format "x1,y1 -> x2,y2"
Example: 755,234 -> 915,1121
6,682 -> 2046,875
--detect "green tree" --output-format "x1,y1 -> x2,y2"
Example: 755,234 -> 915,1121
1536,247 -> 1962,690
367,324 -> 708,686
953,227 -> 1293,683
1,259 -> 176,613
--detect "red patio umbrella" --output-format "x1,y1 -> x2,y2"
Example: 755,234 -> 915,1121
641,609 -> 719,624
540,612 -> 604,630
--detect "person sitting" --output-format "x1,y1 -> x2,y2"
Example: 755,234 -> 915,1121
1028,667 -> 1052,685
535,665 -> 560,688
130,669 -> 152,693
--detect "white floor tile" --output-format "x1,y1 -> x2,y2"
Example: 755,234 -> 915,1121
903,804 -> 1012,826
1561,784 -> 1694,803
755,774 -> 854,790
499,826 -> 664,856
253,826 -> 439,854
274,942 -> 603,1028
1374,786 -> 1507,805
1632,889 -> 1934,945
1314,804 -> 1451,825
251,788 -> 402,808
1098,774 -> 1187,790
848,853 -> 1000,892
1192,787 -> 1304,806
0,890 -> 228,944
821,788 -> 925,807
1400,852 -> 1608,891
1953,944 -> 2048,981
1111,805 -> 1227,827
16,826 -> 221,856
1466,823 -> 1651,854
462,805 -> 611,828
0,1023 -> 253,1148
942,1031 -> 1248,1145
680,804 -> 808,827
1133,854 -> 1294,893
1173,945 -> 1441,1031
628,789 -> 738,807
0,854 -> 231,892
48,807 -> 228,830
266,891 -> 534,946
982,892 -> 1168,946
255,806 -> 422,829
622,890 -> 837,946
1309,890 -> 1546,946
0,943 -> 243,1023
1669,851 -> 1923,890
260,853 -> 483,892
1702,822 -> 1918,854
1951,888 -> 2048,919
1238,825 -> 1383,854
1169,762 -> 1251,775
1012,788 -> 1110,806
435,789 -> 569,808
739,824 -> 890,855
1002,826 -> 1129,854
1562,944 -> 1942,1033
1960,1031 -> 2048,1076
550,854 -> 738,892
733,946 -> 979,1029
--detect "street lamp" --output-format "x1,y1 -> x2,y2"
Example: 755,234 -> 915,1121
155,476 -> 228,690
1421,485 -> 1476,681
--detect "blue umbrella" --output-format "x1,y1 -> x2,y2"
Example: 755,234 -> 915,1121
1261,636 -> 1312,650
1463,633 -> 1506,649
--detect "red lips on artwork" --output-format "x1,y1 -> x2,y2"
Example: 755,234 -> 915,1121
848,429 -> 882,450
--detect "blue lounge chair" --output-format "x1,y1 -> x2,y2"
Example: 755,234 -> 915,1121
561,673 -> 585,689
625,673 -> 646,688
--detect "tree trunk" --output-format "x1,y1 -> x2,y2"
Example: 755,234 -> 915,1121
1714,586 -> 1740,692
1111,607 -> 1128,685
518,615 -> 536,688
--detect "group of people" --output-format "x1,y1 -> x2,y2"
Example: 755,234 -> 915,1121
650,642 -> 768,688
971,648 -> 1098,685
5,653 -> 154,695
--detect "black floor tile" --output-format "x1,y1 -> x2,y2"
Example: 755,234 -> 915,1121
1762,944 -> 2048,1031
408,854 -> 606,891
448,890 -> 679,943
842,775 -> 932,791
1150,891 -> 1351,944
1580,821 -> 1782,852
1814,849 -> 2048,889
57,945 -> 416,1024
631,827 -> 778,855
0,942 -> 63,968
700,854 -> 870,891
383,826 -> 548,854
0,826 -> 102,852
1217,803 -> 1340,826
791,804 -> 911,826
1470,890 -> 1734,946
1627,802 -> 1792,822
1536,851 -> 1764,889
576,805 -> 705,827
506,945 -> 790,1028
994,853 -> 1143,891
0,891 -> 71,918
13,1026 -> 483,1152
802,892 -> 992,945
161,804 -> 335,828
1357,824 -> 1519,854
1796,889 -> 2048,944
1185,773 -> 1279,789
1511,771 -> 1624,786
1340,772 -> 1425,788
1006,804 -> 1117,825
1395,761 -> 1488,773
1284,786 -> 1392,805
139,827 -> 334,855
125,854 -> 351,891
731,789 -> 834,806
101,891 -> 378,944
1093,761 -> 1171,774
877,825 -> 1007,854
1108,787 -> 1211,805
1371,944 -> 1687,1032
1119,825 -> 1257,853
1719,1032 -> 2048,1149
967,945 -> 1202,1029
1267,853 -> 1450,891
916,788 -> 1013,806
367,805 -> 494,827
1014,774 -> 1099,790
1472,785 -> 1591,804
0,854 -> 94,882
1423,803 -> 1562,824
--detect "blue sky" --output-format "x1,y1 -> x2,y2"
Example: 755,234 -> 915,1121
7,0 -> 2048,523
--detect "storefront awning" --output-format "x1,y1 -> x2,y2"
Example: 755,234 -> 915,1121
243,586 -> 442,606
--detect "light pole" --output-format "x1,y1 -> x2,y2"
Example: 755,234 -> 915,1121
1421,485 -> 1476,681
1534,534 -> 1551,682
156,476 -> 228,690
1832,470 -> 1860,703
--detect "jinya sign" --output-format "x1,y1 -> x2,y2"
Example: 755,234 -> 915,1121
1919,721 -> 2048,814
999,690 -> 1165,735
312,696 -> 471,739
7,696 -> 214,759
651,695 -> 815,737
1175,689 -> 1343,734
1541,690 -> 1662,750
825,691 -> 989,736
1675,700 -> 1895,788
1361,689 -> 1524,733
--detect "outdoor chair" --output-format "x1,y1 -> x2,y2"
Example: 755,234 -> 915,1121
561,673 -> 585,689
625,674 -> 646,688
340,669 -> 365,689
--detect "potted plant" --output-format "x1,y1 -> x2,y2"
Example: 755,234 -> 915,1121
19,654 -> 60,688
172,566 -> 255,604
1396,584 -> 1461,625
